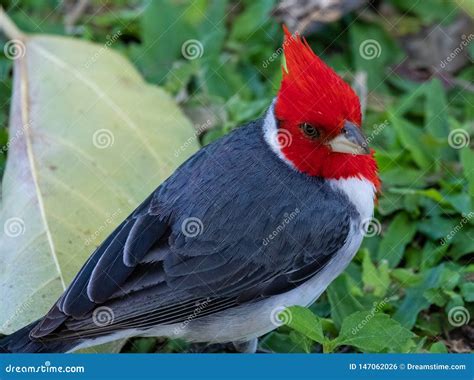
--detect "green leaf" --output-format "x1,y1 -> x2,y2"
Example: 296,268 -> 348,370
430,341 -> 448,353
418,215 -> 457,240
421,240 -> 448,269
285,306 -> 325,344
362,250 -> 390,297
416,313 -> 443,336
134,0 -> 228,83
449,226 -> 474,259
260,332 -> 306,353
380,168 -> 426,188
443,193 -> 472,215
350,23 -> 402,91
288,331 -> 314,353
423,288 -> 448,307
389,113 -> 433,170
327,274 -> 365,329
460,148 -> 474,197
0,28 -> 198,334
424,79 -> 454,163
134,0 -> 192,82
425,79 -> 449,138
335,311 -> 415,352
377,212 -> 417,267
394,265 -> 445,328
229,0 -> 275,41
460,282 -> 474,302
391,268 -> 422,287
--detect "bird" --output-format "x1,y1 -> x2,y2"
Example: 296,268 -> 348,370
0,27 -> 379,353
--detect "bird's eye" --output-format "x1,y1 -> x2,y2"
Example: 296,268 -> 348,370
299,123 -> 320,139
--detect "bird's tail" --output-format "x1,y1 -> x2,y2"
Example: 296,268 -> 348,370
0,321 -> 77,353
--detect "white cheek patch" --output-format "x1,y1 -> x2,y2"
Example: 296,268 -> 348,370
262,99 -> 296,170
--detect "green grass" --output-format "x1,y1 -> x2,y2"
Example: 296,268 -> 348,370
0,0 -> 472,353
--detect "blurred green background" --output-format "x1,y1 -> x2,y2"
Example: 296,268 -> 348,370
0,0 -> 473,353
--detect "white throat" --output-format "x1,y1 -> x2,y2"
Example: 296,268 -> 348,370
330,178 -> 375,221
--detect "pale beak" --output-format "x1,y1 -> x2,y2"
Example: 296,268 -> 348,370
328,121 -> 370,155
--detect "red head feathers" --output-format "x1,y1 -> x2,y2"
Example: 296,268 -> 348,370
274,26 -> 380,190
277,26 -> 361,132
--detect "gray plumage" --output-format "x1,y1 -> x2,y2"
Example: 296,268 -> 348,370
1,113 -> 361,353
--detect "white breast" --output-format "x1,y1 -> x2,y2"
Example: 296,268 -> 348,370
330,177 -> 375,222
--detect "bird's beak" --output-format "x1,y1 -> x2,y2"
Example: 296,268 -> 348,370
328,121 -> 370,155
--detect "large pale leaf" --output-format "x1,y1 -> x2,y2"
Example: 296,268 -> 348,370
0,13 -> 199,334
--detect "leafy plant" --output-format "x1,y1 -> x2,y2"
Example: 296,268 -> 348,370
0,9 -> 198,336
284,306 -> 415,353
1,0 -> 472,353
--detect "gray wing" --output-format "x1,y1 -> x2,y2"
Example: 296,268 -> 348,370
31,122 -> 353,340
